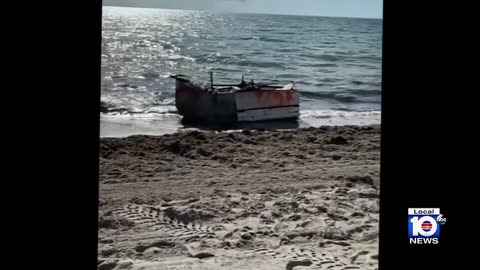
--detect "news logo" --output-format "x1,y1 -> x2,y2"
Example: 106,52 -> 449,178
408,208 -> 446,244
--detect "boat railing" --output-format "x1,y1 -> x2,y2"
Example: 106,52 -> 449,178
171,73 -> 294,92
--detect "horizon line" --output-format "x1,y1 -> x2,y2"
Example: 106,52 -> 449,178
103,5 -> 383,20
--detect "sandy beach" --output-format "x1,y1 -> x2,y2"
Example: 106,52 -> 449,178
98,125 -> 380,270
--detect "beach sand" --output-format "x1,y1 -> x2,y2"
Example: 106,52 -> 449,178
98,125 -> 380,270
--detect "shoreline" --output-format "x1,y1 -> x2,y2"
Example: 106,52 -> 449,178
100,112 -> 381,138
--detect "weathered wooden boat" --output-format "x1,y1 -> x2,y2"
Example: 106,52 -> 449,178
170,73 -> 300,124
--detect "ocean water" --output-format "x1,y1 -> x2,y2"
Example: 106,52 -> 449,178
101,6 -> 382,137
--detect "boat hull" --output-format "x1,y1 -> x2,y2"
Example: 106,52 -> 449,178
235,90 -> 300,122
174,78 -> 300,124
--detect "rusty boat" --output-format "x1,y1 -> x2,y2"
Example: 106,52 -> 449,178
170,73 -> 300,124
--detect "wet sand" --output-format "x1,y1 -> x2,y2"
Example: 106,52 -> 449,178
99,125 -> 380,270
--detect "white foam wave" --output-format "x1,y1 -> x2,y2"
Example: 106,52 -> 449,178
300,110 -> 381,126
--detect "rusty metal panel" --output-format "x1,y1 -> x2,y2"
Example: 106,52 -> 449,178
195,92 -> 237,123
176,82 -> 237,123
235,90 -> 299,111
237,106 -> 300,122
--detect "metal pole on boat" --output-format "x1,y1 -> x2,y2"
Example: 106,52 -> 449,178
209,72 -> 214,90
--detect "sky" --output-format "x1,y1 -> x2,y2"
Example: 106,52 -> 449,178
103,0 -> 383,19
